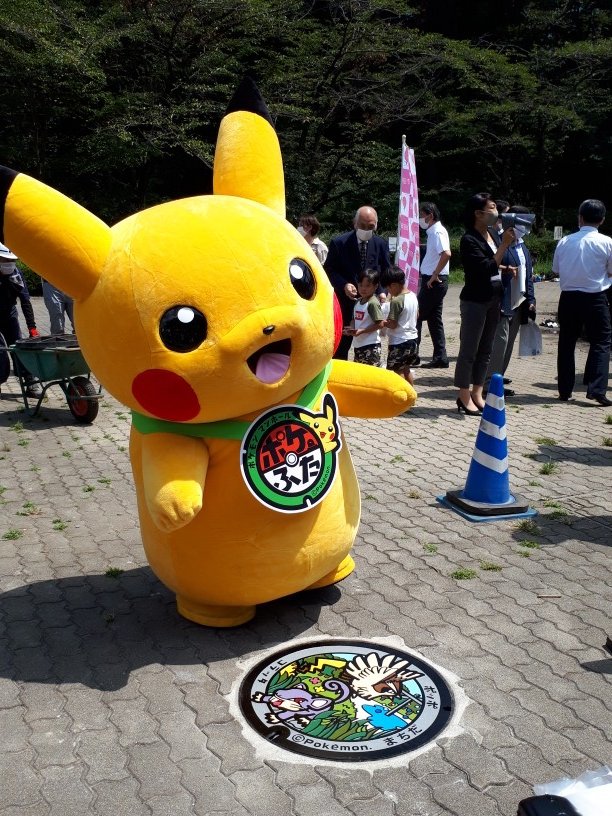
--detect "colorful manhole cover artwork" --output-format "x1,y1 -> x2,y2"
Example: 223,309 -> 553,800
239,640 -> 453,761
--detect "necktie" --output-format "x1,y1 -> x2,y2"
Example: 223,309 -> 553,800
360,240 -> 368,270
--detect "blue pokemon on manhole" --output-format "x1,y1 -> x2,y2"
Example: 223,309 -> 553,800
239,640 -> 453,761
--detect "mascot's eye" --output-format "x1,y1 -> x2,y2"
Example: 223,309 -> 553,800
289,259 -> 316,300
159,306 -> 207,352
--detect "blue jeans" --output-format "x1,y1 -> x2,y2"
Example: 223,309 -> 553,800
43,281 -> 74,335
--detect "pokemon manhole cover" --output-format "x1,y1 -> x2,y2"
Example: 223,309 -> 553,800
239,640 -> 453,761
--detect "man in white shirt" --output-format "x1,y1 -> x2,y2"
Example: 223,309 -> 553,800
553,199 -> 612,406
416,203 -> 451,368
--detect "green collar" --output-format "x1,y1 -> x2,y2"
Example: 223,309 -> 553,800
131,362 -> 331,440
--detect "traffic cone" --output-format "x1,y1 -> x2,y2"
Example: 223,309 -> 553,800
437,373 -> 537,522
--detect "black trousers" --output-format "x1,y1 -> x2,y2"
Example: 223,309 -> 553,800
417,275 -> 448,361
557,290 -> 611,398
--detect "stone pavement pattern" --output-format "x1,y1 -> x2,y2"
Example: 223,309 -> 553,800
0,286 -> 610,816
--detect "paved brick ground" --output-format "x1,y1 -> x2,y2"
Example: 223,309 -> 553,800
0,285 -> 610,816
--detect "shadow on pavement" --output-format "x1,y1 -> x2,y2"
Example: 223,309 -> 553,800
581,658 -> 612,675
0,567 -> 337,690
510,513 -> 612,547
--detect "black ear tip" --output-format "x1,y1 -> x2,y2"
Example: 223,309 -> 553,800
225,76 -> 272,124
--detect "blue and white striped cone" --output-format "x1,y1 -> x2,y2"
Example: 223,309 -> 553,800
437,373 -> 537,522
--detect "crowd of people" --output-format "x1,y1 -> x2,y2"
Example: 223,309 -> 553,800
315,195 -> 612,409
2,198 -> 611,409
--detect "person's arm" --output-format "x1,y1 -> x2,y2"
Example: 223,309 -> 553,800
385,297 -> 400,329
427,250 -> 452,287
460,230 -> 514,281
324,238 -> 356,299
14,271 -> 39,335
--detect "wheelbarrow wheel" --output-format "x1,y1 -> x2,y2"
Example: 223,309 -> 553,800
67,376 -> 99,424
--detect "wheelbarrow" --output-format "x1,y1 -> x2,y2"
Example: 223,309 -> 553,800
7,334 -> 101,423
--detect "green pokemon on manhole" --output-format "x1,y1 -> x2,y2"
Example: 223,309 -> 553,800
239,640 -> 453,761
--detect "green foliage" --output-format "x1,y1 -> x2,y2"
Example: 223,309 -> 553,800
0,0 -> 609,233
451,567 -> 477,580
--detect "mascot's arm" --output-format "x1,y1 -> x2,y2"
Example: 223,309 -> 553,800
140,433 -> 209,533
328,360 -> 416,418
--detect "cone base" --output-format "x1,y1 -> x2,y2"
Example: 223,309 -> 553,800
437,492 -> 537,523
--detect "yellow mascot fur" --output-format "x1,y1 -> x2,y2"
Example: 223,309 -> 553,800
0,79 -> 416,626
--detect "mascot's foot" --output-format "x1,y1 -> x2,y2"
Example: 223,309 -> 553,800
306,555 -> 355,590
176,597 -> 256,628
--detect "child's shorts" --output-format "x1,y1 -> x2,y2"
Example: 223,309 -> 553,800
354,343 -> 382,367
387,339 -> 418,372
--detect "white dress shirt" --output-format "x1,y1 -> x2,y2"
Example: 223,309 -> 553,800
420,221 -> 450,277
552,226 -> 612,293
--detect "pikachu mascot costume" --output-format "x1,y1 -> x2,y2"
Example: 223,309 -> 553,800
0,79 -> 416,626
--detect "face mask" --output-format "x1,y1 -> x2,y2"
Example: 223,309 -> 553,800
0,262 -> 16,276
419,218 -> 430,230
513,225 -> 528,240
297,226 -> 307,237
483,210 -> 498,227
356,228 -> 374,242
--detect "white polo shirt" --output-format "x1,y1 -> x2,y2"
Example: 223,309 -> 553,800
420,221 -> 450,277
552,226 -> 612,293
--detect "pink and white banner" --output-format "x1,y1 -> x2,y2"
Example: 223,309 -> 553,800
397,139 -> 420,293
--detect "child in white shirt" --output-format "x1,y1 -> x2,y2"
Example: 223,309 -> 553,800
343,269 -> 384,366
381,265 -> 419,383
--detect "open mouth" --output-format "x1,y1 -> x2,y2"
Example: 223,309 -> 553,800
247,339 -> 292,384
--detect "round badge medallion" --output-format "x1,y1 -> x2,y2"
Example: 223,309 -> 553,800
240,393 -> 341,513
239,640 -> 453,761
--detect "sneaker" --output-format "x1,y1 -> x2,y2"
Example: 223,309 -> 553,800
503,377 -> 512,385
25,384 -> 42,398
421,359 -> 450,369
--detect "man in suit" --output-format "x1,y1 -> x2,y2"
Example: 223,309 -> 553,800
324,206 -> 391,360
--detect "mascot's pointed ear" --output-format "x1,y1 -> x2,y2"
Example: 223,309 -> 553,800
0,167 -> 111,301
213,77 -> 285,218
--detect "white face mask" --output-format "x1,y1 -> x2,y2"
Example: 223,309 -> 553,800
419,218 -> 430,230
356,228 -> 374,242
297,225 -> 307,237
0,262 -> 16,276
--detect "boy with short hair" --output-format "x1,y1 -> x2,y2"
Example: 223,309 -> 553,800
343,269 -> 384,366
381,265 -> 419,384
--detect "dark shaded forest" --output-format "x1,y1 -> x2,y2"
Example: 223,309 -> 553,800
1,0 -> 610,235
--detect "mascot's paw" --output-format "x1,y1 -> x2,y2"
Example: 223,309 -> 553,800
264,713 -> 281,724
251,692 -> 265,703
149,482 -> 203,532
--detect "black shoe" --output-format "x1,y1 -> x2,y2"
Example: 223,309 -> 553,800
586,393 -> 612,407
456,398 -> 481,416
421,359 -> 449,369
504,388 -> 515,397
412,356 -> 421,367
503,377 -> 512,384
558,395 -> 572,401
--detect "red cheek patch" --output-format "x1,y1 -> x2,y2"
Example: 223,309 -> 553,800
132,369 -> 200,421
333,293 -> 343,354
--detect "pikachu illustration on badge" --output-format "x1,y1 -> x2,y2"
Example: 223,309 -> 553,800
0,78 -> 416,627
